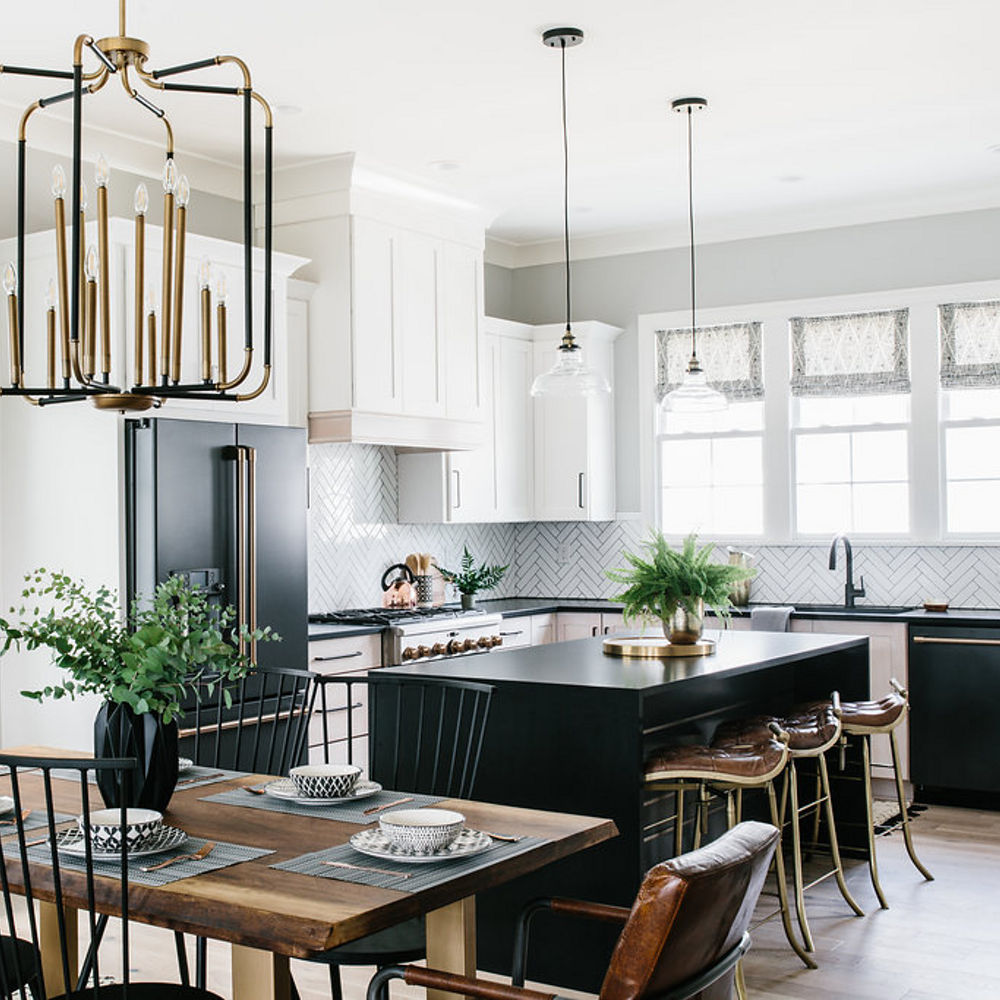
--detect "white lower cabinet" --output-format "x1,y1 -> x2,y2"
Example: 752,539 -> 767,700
495,620 -> 532,650
531,614 -> 557,645
795,619 -> 909,780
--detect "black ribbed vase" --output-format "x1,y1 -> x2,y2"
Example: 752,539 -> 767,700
93,702 -> 179,811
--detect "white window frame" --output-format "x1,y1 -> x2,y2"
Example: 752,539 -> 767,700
637,278 -> 1000,545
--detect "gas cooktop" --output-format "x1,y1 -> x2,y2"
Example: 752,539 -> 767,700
309,606 -> 487,627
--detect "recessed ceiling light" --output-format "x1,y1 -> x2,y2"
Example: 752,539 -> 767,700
779,174 -> 804,183
274,104 -> 302,116
429,160 -> 461,172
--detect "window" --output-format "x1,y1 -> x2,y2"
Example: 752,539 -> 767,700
790,309 -> 911,536
657,323 -> 764,536
940,301 -> 1000,534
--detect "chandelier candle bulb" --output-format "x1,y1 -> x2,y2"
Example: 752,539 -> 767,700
160,160 -> 177,384
216,272 -> 228,384
3,263 -> 19,387
51,167 -> 71,382
95,156 -> 111,380
171,174 -> 190,384
199,257 -> 212,383
133,184 -> 148,386
45,279 -> 57,390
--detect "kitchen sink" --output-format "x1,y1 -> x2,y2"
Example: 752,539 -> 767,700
793,603 -> 914,616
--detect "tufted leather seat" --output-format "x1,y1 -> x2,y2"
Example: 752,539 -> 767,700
839,690 -> 906,733
645,738 -> 788,785
714,699 -> 841,756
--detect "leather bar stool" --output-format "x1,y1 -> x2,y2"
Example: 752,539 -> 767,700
839,677 -> 933,909
713,693 -> 864,957
644,725 -> 818,972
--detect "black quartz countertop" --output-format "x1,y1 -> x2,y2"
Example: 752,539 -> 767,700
380,629 -> 867,694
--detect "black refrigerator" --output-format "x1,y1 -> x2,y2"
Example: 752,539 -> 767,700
124,417 -> 309,766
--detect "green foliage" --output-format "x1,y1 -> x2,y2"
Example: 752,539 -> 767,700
436,546 -> 507,596
606,532 -> 755,625
0,569 -> 278,724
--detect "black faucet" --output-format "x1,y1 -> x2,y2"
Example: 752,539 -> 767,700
829,535 -> 865,608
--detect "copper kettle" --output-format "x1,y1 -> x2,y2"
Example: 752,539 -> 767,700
381,563 -> 417,609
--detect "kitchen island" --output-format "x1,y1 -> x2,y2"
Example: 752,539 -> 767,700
372,628 -> 870,991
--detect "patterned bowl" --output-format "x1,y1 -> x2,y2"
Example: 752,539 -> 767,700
290,763 -> 362,799
379,808 -> 465,854
81,808 -> 163,852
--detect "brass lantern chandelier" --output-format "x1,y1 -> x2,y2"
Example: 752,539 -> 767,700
0,0 -> 274,411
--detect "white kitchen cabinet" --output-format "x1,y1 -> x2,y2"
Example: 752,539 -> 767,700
531,614 -> 557,645
556,612 -> 603,641
495,620 -> 532,650
397,320 -> 534,523
532,322 -> 620,521
804,619 -> 909,781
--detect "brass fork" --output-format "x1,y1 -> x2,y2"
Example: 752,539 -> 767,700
141,841 -> 216,873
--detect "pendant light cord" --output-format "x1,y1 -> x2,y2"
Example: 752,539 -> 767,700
561,39 -> 573,340
686,106 -> 697,364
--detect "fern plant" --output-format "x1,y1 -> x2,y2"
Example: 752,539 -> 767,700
606,532 -> 754,626
436,546 -> 508,596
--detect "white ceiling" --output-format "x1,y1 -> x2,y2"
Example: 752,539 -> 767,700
4,1 -> 1000,260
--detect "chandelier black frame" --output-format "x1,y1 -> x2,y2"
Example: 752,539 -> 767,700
0,0 -> 273,410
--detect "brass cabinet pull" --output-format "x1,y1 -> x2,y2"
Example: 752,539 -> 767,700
912,635 -> 1000,647
232,444 -> 258,664
235,446 -> 247,660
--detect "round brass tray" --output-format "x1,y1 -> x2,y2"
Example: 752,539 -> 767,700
603,635 -> 716,658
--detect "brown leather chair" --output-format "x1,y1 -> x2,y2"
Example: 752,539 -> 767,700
366,821 -> 779,1000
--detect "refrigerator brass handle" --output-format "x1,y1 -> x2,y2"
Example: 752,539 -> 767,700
246,445 -> 258,665
912,635 -> 1000,647
311,651 -> 364,662
235,446 -> 248,661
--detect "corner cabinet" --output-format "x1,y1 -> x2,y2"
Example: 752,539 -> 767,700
532,322 -> 620,522
397,319 -> 534,523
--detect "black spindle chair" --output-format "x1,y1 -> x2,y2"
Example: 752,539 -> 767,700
0,752 -> 225,1000
295,675 -> 495,1000
176,664 -> 319,988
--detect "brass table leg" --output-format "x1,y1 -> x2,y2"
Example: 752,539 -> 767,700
426,897 -> 477,1000
231,945 -> 291,1000
40,901 -> 78,996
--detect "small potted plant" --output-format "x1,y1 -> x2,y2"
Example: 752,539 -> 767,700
436,546 -> 508,610
607,532 -> 754,643
0,569 -> 275,810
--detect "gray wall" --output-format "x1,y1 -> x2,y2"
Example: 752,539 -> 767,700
487,206 -> 1000,512
0,140 -> 243,241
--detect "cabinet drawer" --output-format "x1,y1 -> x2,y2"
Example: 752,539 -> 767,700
309,634 -> 382,674
496,621 -> 531,650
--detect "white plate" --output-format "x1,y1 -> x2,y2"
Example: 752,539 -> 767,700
264,778 -> 382,806
53,825 -> 189,860
348,827 -> 493,863
0,796 -> 14,817
177,757 -> 194,775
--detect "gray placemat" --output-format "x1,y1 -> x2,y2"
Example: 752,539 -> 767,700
271,836 -> 547,893
0,811 -> 75,835
50,766 -> 245,791
3,835 -> 273,888
200,786 -> 446,825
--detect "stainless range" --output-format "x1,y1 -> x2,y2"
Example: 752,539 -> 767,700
309,607 -> 505,665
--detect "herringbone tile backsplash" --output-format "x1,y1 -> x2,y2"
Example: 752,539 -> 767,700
309,444 -> 1000,610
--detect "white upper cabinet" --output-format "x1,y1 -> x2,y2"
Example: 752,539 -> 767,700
270,155 -> 489,449
532,321 -> 620,521
397,319 -> 534,523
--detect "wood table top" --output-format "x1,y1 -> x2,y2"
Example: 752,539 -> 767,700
0,747 -> 617,958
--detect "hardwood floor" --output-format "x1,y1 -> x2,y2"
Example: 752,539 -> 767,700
104,803 -> 1000,999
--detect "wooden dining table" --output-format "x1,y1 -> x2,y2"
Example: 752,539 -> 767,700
1,747 -> 617,1000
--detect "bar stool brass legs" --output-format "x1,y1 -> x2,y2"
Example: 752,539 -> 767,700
841,679 -> 933,909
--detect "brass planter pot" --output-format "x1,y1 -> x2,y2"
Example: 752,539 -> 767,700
662,599 -> 705,644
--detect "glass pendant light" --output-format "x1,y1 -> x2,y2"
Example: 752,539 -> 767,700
660,97 -> 726,415
531,28 -> 610,399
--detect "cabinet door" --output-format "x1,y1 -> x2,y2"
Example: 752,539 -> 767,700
495,336 -> 534,520
397,232 -> 445,417
600,612 -> 633,636
449,334 -> 497,522
440,242 -> 483,421
534,392 -> 591,520
531,615 -> 556,645
557,612 -> 603,641
352,218 -> 399,412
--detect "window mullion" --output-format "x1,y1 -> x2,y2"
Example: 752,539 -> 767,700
762,318 -> 791,542
909,302 -> 941,540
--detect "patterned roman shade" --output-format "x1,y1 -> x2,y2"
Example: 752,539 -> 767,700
790,308 -> 910,397
655,322 -> 763,401
939,300 -> 1000,388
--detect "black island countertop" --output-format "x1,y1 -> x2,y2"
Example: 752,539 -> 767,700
382,628 -> 867,692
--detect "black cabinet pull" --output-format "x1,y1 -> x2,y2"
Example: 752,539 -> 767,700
312,650 -> 365,662
499,629 -> 524,637
578,472 -> 585,509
